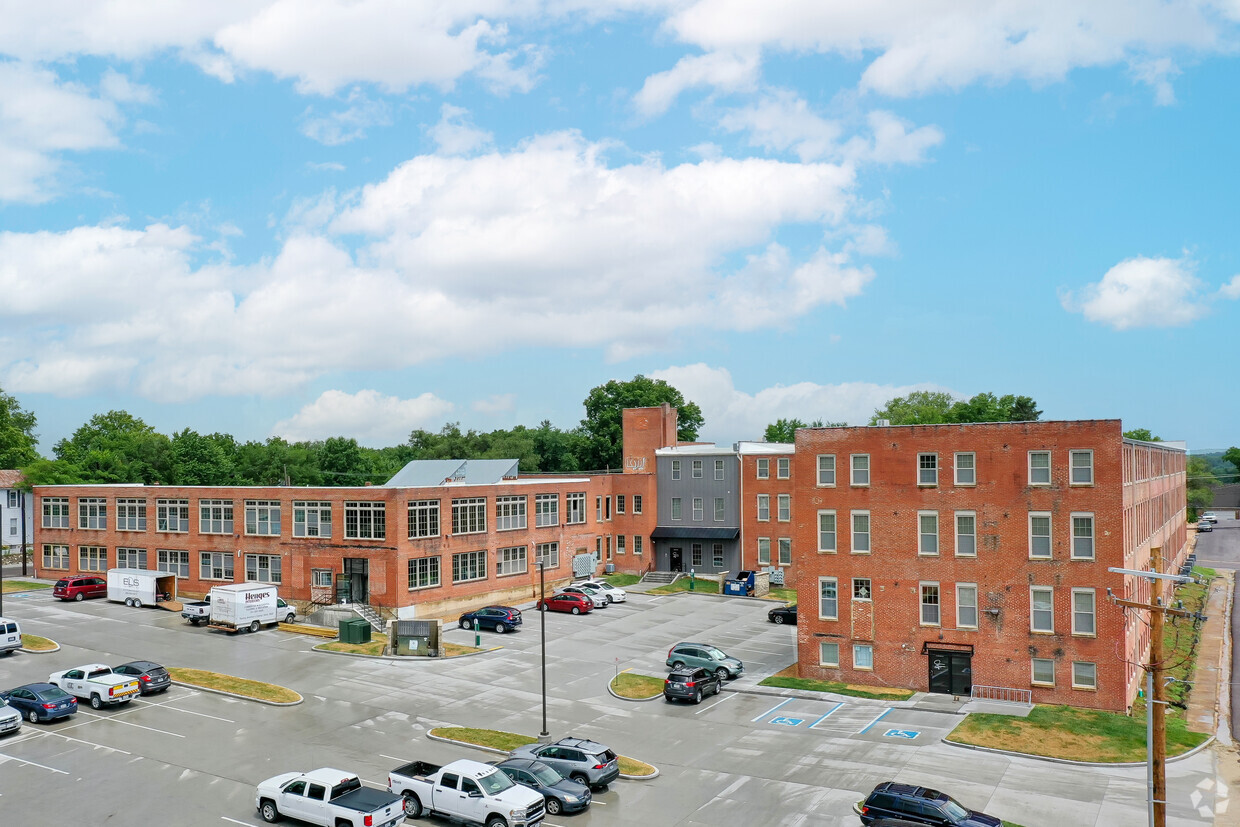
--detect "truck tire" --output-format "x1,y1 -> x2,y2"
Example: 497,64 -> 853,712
285,613 -> 296,623
249,620 -> 260,633
258,799 -> 280,823
402,792 -> 423,818
485,816 -> 509,827
90,694 -> 103,710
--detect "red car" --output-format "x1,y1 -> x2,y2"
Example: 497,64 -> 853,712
536,592 -> 594,615
52,575 -> 108,601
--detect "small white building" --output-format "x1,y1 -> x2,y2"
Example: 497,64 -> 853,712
0,471 -> 34,554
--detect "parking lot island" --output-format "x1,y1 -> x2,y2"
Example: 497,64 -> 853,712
167,667 -> 302,705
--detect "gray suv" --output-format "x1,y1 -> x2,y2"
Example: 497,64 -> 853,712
666,642 -> 744,681
510,737 -> 620,790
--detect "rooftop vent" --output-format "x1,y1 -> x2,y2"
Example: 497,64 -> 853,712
874,419 -> 891,427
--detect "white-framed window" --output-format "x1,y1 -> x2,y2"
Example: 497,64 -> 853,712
1070,450 -> 1094,485
633,535 -> 643,555
713,542 -> 724,567
1029,450 -> 1051,485
533,495 -> 558,528
596,496 -> 603,522
633,495 -> 643,515
691,543 -> 703,567
496,545 -> 527,577
408,500 -> 439,538
713,497 -> 725,521
244,553 -> 280,583
1029,513 -> 1052,559
1071,513 -> 1095,560
851,454 -> 870,486
158,549 -> 191,578
312,569 -> 333,588
819,642 -> 840,667
452,550 -> 487,583
777,457 -> 790,479
778,537 -> 791,565
42,497 -> 69,529
756,494 -> 770,521
692,497 -> 703,521
116,548 -> 147,569
756,458 -> 769,479
757,537 -> 771,565
817,511 -> 837,553
199,551 -> 234,581
79,546 -> 107,572
78,497 -> 107,530
912,512 -> 937,556
594,537 -> 602,563
618,535 -> 628,555
853,577 -> 872,600
408,556 -> 441,589
452,497 -> 486,534
566,492 -> 586,524
957,584 -> 978,629
818,577 -> 838,619
920,582 -> 941,625
535,542 -> 559,569
344,501 -> 385,539
244,500 -> 280,536
6,490 -> 16,508
1030,587 -> 1054,633
1072,662 -> 1097,690
954,452 -> 976,486
616,494 -> 626,514
671,459 -> 681,480
495,496 -> 527,531
157,499 -> 191,533
715,459 -> 725,481
116,498 -> 147,531
199,499 -> 233,534
671,498 -> 682,520
777,494 -> 791,522
692,459 -> 703,478
294,501 -> 332,538
817,454 -> 836,486
1072,589 -> 1096,636
1032,658 -> 1055,686
955,512 -> 976,557
854,644 -> 874,670
42,543 -> 69,569
918,453 -> 938,486
851,511 -> 871,553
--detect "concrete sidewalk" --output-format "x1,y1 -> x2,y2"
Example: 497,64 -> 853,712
1189,568 -> 1232,737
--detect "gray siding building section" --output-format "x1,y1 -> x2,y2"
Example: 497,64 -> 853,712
652,451 -> 740,574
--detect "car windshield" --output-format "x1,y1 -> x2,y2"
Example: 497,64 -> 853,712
940,798 -> 970,820
477,770 -> 515,795
529,764 -> 563,785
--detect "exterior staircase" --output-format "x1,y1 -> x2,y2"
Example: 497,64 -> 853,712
639,571 -> 681,586
351,603 -> 387,633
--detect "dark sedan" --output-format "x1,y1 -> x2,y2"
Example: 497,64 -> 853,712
492,758 -> 591,815
458,605 -> 523,633
112,660 -> 172,695
1,683 -> 77,723
767,604 -> 797,625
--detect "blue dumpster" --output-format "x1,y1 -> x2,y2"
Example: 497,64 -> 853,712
725,570 -> 756,596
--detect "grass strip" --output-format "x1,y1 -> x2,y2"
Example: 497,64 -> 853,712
765,587 -> 796,603
20,633 -> 57,650
618,756 -> 657,776
760,666 -> 915,700
610,672 -> 663,699
3,580 -> 52,593
602,574 -> 641,588
442,642 -> 485,656
649,578 -> 721,595
167,667 -> 301,703
431,726 -> 656,776
317,633 -> 390,656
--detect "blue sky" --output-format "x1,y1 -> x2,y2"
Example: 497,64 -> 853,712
1,2 -> 1238,454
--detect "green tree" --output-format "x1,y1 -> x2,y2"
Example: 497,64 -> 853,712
1123,428 -> 1162,442
54,410 -> 172,483
580,376 -> 704,470
763,418 -> 808,443
872,391 -> 1041,426
19,458 -> 84,486
1187,456 -> 1220,517
317,436 -> 371,483
1223,446 -> 1240,482
870,391 -> 955,425
168,428 -> 235,485
0,388 -> 39,469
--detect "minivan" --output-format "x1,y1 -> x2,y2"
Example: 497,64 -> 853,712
53,575 -> 108,601
0,618 -> 21,656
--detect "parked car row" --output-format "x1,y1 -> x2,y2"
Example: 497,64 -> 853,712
1,659 -> 171,727
459,580 -> 631,631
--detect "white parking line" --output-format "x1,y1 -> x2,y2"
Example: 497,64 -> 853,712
0,750 -> 69,775
39,730 -> 132,754
808,703 -> 844,728
133,695 -> 235,723
751,698 -> 793,722
380,753 -> 405,762
694,692 -> 738,714
221,817 -> 262,827
62,710 -> 185,738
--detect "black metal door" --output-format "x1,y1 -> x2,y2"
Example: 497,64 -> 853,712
670,547 -> 683,572
928,652 -> 972,695
928,652 -> 951,694
950,654 -> 972,695
343,558 -> 369,603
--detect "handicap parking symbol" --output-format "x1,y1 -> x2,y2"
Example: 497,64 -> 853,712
770,716 -> 806,727
883,728 -> 920,740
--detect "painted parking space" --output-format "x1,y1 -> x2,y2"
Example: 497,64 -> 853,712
734,695 -> 958,745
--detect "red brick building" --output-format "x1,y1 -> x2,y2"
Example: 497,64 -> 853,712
791,420 -> 1187,712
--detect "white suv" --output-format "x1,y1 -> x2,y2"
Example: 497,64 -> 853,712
575,580 -> 628,603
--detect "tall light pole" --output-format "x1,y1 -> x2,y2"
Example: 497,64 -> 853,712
537,560 -> 548,738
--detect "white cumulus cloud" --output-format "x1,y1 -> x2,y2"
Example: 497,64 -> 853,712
301,90 -> 392,145
429,104 -> 494,156
634,51 -> 760,116
273,389 -> 455,445
1062,255 -> 1208,330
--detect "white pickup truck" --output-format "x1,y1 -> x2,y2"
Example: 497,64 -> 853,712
255,768 -> 404,827
47,663 -> 140,709
388,758 -> 545,827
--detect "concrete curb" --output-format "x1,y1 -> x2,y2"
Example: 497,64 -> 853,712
606,676 -> 664,703
310,644 -> 500,661
19,641 -> 60,654
722,684 -> 931,711
171,680 -> 303,706
942,734 -> 1217,767
426,731 -> 660,781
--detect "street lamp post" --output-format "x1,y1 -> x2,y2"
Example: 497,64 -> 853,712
537,560 -> 548,738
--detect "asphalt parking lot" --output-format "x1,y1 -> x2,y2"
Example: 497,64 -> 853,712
0,587 -> 1226,826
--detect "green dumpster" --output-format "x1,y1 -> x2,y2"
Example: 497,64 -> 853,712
338,617 -> 371,644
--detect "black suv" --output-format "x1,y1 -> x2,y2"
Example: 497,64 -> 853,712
860,782 -> 1002,826
663,667 -> 721,704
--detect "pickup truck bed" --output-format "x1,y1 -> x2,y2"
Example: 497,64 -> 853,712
391,761 -> 439,780
334,786 -> 403,813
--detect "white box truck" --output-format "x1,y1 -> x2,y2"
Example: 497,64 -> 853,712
207,583 -> 295,633
106,569 -> 179,608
